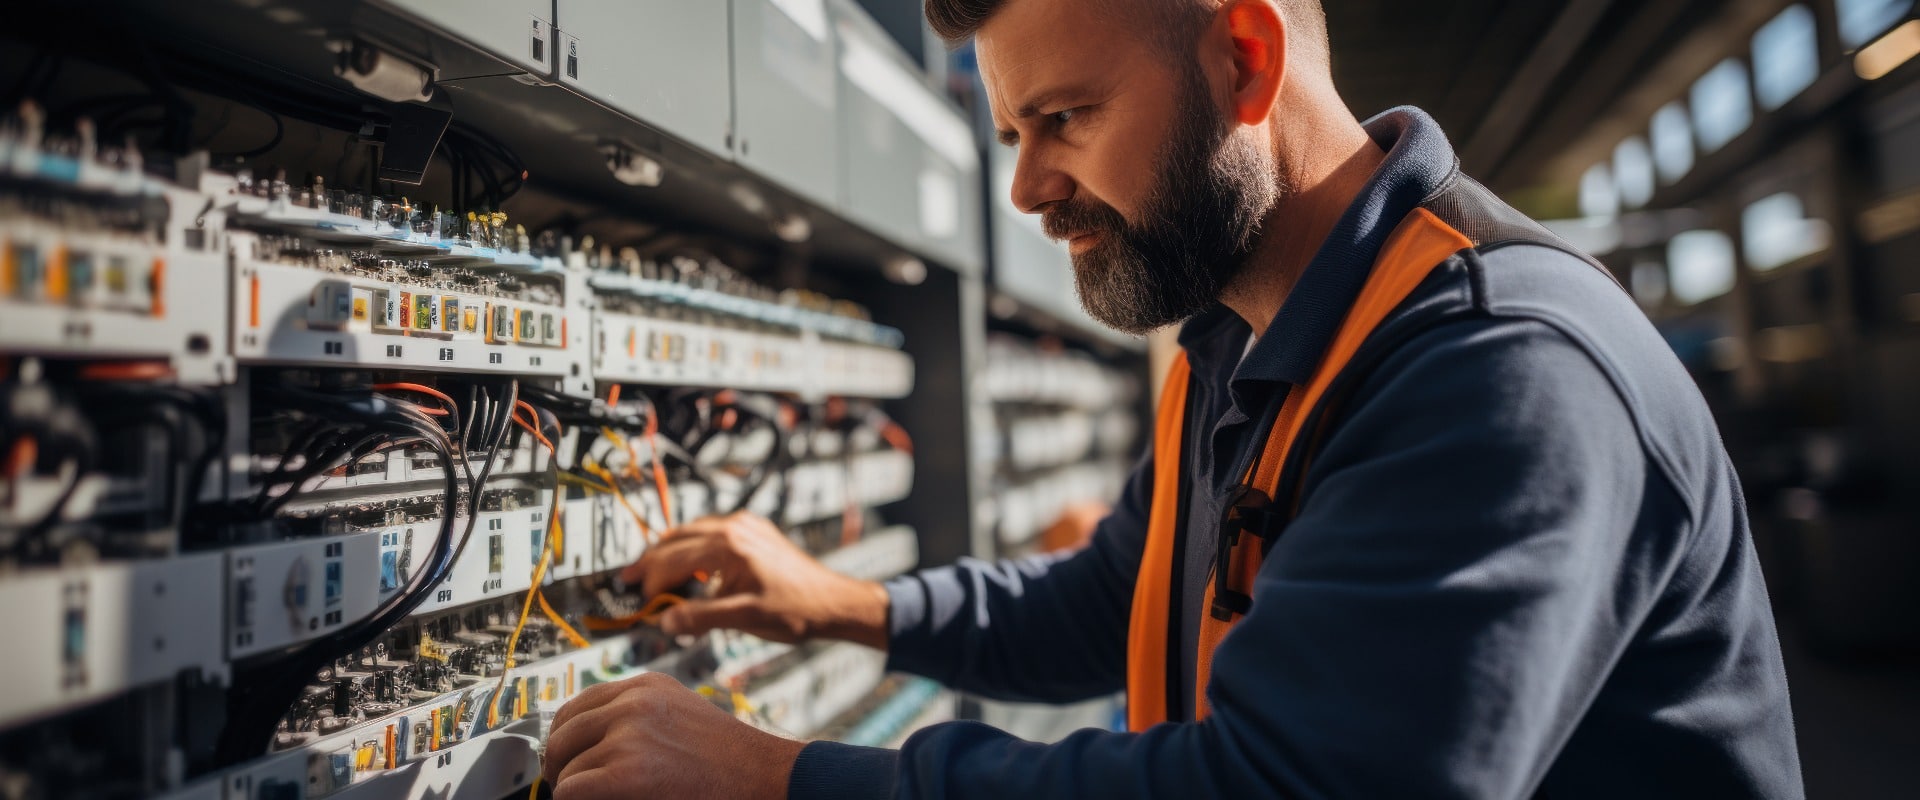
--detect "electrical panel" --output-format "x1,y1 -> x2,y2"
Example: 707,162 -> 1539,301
980,334 -> 1140,557
0,86 -> 947,799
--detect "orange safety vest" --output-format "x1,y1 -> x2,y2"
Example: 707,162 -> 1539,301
1125,208 -> 1474,730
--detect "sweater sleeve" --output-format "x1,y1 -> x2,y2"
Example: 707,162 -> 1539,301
878,440 -> 1154,703
793,317 -> 1684,800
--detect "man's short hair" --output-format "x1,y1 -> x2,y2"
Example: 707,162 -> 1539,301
925,0 -> 1328,64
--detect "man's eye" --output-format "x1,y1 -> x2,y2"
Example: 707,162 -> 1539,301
1051,108 -> 1077,125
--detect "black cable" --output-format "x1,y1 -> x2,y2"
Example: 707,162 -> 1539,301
224,107 -> 284,160
217,390 -> 463,766
448,380 -> 516,569
1,381 -> 97,553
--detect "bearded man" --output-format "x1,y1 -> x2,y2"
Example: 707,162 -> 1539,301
540,1 -> 1805,797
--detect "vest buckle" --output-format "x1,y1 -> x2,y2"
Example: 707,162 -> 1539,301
1212,485 -> 1277,621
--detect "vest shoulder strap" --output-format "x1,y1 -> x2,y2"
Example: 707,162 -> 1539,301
1125,208 -> 1477,731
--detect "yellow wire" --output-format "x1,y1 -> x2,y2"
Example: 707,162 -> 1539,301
601,426 -> 646,482
537,586 -> 590,649
556,472 -> 614,493
582,459 -> 655,544
494,499 -> 560,714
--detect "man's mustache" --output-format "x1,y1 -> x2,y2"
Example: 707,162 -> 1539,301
1041,200 -> 1128,242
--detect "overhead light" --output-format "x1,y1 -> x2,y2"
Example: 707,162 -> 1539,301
1856,20 -> 1920,81
602,143 -> 663,187
773,212 -> 812,243
331,39 -> 434,104
727,182 -> 769,215
882,255 -> 927,286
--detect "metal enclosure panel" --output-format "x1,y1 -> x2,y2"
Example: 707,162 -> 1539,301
0,554 -> 227,728
381,0 -> 555,75
591,313 -> 913,398
731,0 -> 842,209
224,492 -> 587,660
0,177 -> 233,384
554,1 -> 734,158
831,0 -> 984,274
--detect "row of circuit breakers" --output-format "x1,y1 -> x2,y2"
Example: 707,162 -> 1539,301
0,107 -> 951,800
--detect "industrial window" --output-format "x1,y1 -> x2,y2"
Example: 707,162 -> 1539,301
1614,137 -> 1657,208
1651,102 -> 1695,183
1580,162 -> 1620,219
1692,59 -> 1754,153
1631,260 -> 1670,308
1669,230 -> 1738,304
1837,0 -> 1913,49
1742,192 -> 1833,271
1754,5 -> 1821,109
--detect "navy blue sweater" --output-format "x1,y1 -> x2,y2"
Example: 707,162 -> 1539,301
789,108 -> 1803,799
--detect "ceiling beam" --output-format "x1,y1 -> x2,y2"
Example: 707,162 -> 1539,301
1496,0 -> 1793,192
1458,0 -> 1620,174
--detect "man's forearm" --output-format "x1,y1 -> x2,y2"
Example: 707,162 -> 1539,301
811,577 -> 891,650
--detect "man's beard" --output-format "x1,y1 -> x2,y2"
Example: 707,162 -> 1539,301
1043,70 -> 1281,336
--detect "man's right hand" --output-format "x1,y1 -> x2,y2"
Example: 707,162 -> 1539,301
618,511 -> 891,649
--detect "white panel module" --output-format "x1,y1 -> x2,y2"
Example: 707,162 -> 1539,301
0,553 -> 228,728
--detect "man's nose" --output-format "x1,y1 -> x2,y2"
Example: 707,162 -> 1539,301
1009,147 -> 1073,215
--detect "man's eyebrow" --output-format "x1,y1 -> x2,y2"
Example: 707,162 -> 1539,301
1012,89 -> 1075,119
992,88 -> 1084,147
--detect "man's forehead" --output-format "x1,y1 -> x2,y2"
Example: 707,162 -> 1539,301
977,0 -> 1146,112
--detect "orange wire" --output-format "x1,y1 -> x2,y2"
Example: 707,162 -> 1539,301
582,593 -> 685,631
6,436 -> 37,480
513,401 -> 556,453
77,361 -> 173,381
648,439 -> 673,526
606,384 -> 621,407
880,421 -> 914,455
373,382 -> 458,416
644,413 -> 673,526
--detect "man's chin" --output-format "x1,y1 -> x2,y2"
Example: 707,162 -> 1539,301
1072,281 -> 1184,337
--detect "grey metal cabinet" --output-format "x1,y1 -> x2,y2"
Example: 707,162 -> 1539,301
554,1 -> 734,159
831,0 -> 983,274
731,0 -> 843,209
381,0 -> 556,75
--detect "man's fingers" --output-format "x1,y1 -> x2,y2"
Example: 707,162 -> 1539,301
622,532 -> 735,595
552,736 -> 623,788
660,514 -> 743,539
541,703 -> 623,786
617,523 -> 721,586
551,766 -> 624,800
659,593 -> 765,637
548,678 -> 628,739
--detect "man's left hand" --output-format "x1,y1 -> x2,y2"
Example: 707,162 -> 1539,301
542,672 -> 805,799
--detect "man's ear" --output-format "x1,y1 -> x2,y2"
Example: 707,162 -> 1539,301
1223,0 -> 1286,126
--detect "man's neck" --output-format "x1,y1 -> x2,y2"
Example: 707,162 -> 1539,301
1220,119 -> 1387,338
